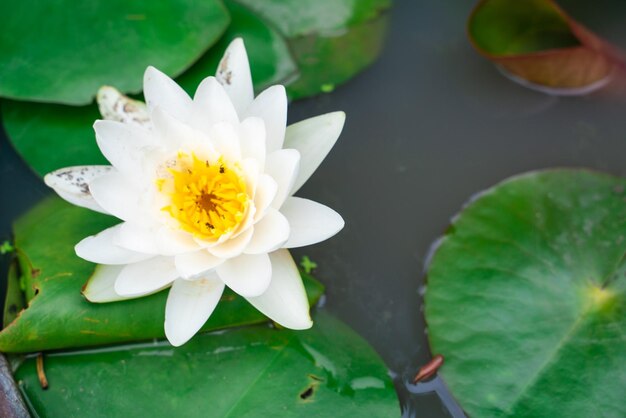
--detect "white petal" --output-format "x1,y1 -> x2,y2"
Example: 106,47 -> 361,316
114,257 -> 179,297
281,197 -> 344,248
244,85 -> 287,153
152,106 -> 211,151
115,223 -> 197,256
208,122 -> 241,163
216,38 -> 254,117
239,117 -> 266,170
284,111 -> 345,194
253,175 -> 278,222
75,224 -> 154,265
94,120 -> 155,177
246,249 -> 312,329
229,200 -> 256,241
245,209 -> 289,254
83,265 -> 137,303
144,66 -> 193,122
208,226 -> 254,259
116,222 -> 160,254
240,157 -> 260,196
216,253 -> 272,297
156,227 -> 200,255
44,166 -> 112,214
191,76 -> 239,134
88,171 -> 144,223
264,149 -> 300,209
175,250 -> 225,278
96,86 -> 150,127
165,275 -> 225,346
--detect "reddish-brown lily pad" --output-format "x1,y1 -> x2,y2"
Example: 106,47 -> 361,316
468,0 -> 626,95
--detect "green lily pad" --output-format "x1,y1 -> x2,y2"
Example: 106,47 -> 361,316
2,0 -> 391,178
14,311 -> 398,417
424,170 -> 626,418
2,102 -> 105,176
0,196 -> 324,353
176,0 -> 298,95
286,9 -> 389,100
235,0 -> 391,99
0,0 -> 229,105
3,262 -> 24,329
234,0 -> 389,38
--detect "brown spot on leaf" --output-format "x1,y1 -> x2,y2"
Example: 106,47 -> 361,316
299,386 -> 314,400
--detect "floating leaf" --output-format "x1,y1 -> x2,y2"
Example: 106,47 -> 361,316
14,311 -> 398,417
3,0 -> 390,177
0,196 -> 324,353
0,0 -> 230,105
235,0 -> 391,99
2,102 -> 105,176
176,0 -> 298,95
468,0 -> 626,94
3,262 -> 24,329
424,170 -> 626,418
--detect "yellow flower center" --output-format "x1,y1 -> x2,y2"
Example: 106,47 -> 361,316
158,152 -> 249,240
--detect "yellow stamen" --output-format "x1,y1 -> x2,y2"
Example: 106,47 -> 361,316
158,153 -> 248,239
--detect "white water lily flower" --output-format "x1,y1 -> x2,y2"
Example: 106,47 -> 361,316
44,38 -> 345,347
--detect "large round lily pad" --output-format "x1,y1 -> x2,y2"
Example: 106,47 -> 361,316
0,0 -> 229,105
424,169 -> 626,418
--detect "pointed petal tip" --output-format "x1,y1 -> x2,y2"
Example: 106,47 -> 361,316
278,315 -> 313,330
96,85 -> 116,100
164,277 -> 225,347
164,328 -> 188,347
267,84 -> 286,95
42,172 -> 54,188
333,110 -> 346,124
318,110 -> 346,130
144,65 -> 159,78
229,37 -> 244,49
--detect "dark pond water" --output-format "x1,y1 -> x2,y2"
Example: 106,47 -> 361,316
3,0 -> 626,416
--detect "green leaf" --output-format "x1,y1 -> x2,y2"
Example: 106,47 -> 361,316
233,0 -> 390,38
176,0 -> 298,95
0,0 -> 229,105
469,0 -> 580,55
468,0 -> 623,92
424,170 -> 626,418
2,102 -> 105,176
14,311 -> 399,417
3,262 -> 24,329
286,11 -> 389,100
3,0 -> 391,177
0,196 -> 324,353
234,0 -> 391,99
